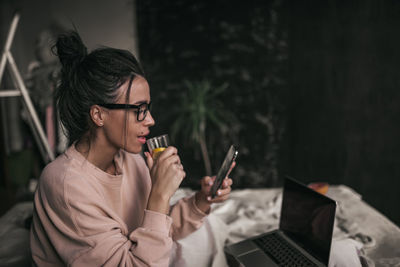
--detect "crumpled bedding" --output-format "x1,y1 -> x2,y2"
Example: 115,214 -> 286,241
0,202 -> 33,267
0,187 -> 384,267
169,187 -> 376,267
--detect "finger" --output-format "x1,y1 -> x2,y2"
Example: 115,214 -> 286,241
230,161 -> 236,170
208,192 -> 230,203
221,178 -> 233,188
214,194 -> 230,203
204,176 -> 216,190
200,177 -> 213,195
157,149 -> 181,166
162,154 -> 181,167
226,161 -> 236,177
168,166 -> 186,182
204,176 -> 213,187
200,176 -> 210,186
145,151 -> 153,169
157,146 -> 178,161
206,184 -> 231,202
174,162 -> 184,170
178,169 -> 186,180
169,160 -> 185,176
215,186 -> 231,197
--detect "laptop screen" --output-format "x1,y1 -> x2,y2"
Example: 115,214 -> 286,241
279,177 -> 336,265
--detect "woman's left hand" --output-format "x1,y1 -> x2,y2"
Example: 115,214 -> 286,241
195,162 -> 235,213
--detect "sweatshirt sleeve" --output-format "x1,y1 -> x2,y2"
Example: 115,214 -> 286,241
169,194 -> 209,241
70,208 -> 173,267
35,174 -> 174,267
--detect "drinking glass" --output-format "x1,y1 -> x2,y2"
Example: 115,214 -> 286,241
146,134 -> 170,160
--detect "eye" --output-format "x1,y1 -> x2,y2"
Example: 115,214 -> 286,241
139,103 -> 149,112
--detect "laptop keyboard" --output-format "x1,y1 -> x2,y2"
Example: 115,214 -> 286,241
253,232 -> 318,267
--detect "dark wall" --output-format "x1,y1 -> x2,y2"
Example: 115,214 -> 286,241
287,1 -> 400,225
137,0 -> 289,188
136,0 -> 400,226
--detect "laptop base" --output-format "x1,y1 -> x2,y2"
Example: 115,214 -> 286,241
225,244 -> 279,267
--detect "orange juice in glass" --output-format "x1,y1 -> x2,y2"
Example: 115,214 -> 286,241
146,134 -> 170,160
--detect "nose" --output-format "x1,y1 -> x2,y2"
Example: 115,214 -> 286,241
144,111 -> 155,127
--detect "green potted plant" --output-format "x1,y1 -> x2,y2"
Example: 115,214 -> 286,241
170,79 -> 234,176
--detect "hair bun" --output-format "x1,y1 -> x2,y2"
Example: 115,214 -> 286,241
54,31 -> 88,68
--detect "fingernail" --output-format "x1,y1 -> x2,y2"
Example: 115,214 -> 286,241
217,190 -> 221,196
207,196 -> 212,201
208,180 -> 213,186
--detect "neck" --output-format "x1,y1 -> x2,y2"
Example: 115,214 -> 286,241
75,136 -> 119,175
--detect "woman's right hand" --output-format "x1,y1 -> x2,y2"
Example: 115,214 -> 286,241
145,146 -> 185,214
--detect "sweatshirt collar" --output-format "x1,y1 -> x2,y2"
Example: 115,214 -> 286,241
65,143 -> 124,186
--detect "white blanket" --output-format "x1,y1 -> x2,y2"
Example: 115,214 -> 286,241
169,188 -> 370,267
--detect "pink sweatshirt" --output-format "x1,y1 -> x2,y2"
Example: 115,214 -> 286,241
30,145 -> 208,266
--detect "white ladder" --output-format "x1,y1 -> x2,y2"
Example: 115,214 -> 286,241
0,12 -> 55,163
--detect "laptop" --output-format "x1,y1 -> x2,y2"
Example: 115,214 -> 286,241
224,176 -> 337,267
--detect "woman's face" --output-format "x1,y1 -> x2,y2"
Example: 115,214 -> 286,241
103,76 -> 155,154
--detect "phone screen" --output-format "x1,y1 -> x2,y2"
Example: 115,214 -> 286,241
210,145 -> 238,198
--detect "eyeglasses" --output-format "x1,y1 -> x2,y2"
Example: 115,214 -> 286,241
98,101 -> 152,122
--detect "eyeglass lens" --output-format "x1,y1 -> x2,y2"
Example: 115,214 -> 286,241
137,103 -> 151,121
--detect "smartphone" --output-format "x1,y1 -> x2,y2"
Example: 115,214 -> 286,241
210,145 -> 238,198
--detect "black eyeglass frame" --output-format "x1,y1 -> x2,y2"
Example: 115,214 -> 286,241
98,101 -> 152,122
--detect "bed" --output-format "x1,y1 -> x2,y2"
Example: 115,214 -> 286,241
170,185 -> 400,267
0,185 -> 399,266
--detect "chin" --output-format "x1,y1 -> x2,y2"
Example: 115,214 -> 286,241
123,143 -> 143,154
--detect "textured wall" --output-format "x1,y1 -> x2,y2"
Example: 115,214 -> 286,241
137,0 -> 400,226
287,0 -> 400,225
137,0 -> 289,188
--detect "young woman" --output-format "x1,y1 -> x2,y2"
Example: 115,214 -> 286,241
30,31 -> 233,266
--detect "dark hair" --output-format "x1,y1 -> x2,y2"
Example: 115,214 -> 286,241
54,31 -> 145,146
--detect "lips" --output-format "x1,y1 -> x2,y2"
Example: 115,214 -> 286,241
137,132 -> 149,144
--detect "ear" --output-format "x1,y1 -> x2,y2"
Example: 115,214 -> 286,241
90,105 -> 106,127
